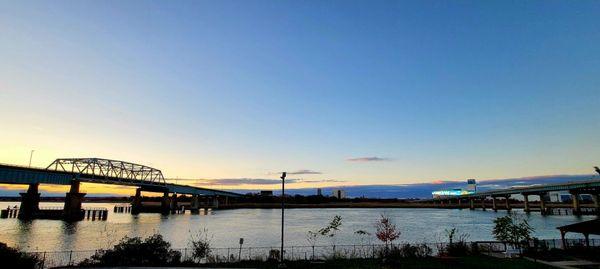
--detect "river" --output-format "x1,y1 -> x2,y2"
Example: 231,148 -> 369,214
0,202 -> 596,252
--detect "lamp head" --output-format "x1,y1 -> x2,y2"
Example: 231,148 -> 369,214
281,172 -> 286,180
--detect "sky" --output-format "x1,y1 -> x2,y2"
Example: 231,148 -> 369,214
1,0 -> 600,195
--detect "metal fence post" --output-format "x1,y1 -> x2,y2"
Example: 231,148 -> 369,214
68,250 -> 73,266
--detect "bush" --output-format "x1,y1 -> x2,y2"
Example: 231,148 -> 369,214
0,242 -> 41,269
445,241 -> 470,256
79,234 -> 181,266
189,228 -> 212,262
380,243 -> 432,260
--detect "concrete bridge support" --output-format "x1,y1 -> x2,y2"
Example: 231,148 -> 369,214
457,198 -> 462,208
18,183 -> 40,220
190,195 -> 200,214
523,194 -> 530,213
492,196 -> 498,212
131,188 -> 142,215
213,196 -> 219,209
539,192 -> 547,215
481,197 -> 486,211
593,193 -> 600,215
161,192 -> 170,215
505,195 -> 512,211
469,198 -> 474,210
63,180 -> 86,221
170,193 -> 179,213
570,191 -> 581,215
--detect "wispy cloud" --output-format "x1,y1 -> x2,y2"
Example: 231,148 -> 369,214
346,156 -> 392,162
176,177 -> 343,186
300,179 -> 346,183
288,169 -> 322,175
191,178 -> 297,186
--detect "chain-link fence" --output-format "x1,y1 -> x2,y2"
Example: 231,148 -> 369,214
26,239 -> 598,268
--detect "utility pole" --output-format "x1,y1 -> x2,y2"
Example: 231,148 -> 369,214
28,150 -> 35,167
279,172 -> 286,267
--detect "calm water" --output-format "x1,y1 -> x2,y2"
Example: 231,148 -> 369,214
0,202 -> 596,252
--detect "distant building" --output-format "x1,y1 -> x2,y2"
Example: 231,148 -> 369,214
260,190 -> 273,196
317,188 -> 322,196
332,189 -> 346,199
432,179 -> 477,198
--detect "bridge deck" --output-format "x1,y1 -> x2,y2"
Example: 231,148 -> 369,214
0,164 -> 242,197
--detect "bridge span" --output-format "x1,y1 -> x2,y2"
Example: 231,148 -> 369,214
0,158 -> 242,220
426,178 -> 600,215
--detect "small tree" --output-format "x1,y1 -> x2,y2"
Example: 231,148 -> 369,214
493,214 -> 534,254
375,214 -> 401,249
188,228 -> 212,262
319,215 -> 343,243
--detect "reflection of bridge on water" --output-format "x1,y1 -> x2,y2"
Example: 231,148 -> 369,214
421,178 -> 600,216
0,158 -> 242,221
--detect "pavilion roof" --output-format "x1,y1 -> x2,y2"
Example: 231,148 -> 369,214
557,218 -> 600,235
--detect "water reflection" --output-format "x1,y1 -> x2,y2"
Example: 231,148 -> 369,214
0,202 -> 596,252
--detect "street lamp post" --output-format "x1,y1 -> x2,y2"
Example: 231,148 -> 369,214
280,172 -> 286,267
28,150 -> 35,167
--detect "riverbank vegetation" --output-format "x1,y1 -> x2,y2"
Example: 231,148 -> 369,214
0,242 -> 42,269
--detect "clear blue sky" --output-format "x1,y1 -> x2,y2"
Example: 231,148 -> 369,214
1,0 -> 599,190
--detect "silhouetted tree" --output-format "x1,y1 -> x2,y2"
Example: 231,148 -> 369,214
375,214 -> 400,249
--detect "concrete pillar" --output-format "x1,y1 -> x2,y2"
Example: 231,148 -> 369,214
170,193 -> 178,213
505,195 -> 511,211
592,193 -> 600,215
190,195 -> 200,214
571,191 -> 581,215
18,183 -> 41,219
469,198 -> 474,210
481,197 -> 486,211
458,199 -> 462,208
161,192 -> 170,215
492,197 -> 498,212
63,180 -> 86,221
523,194 -> 530,213
539,193 -> 547,215
131,188 -> 142,215
225,196 -> 229,206
214,196 -> 219,209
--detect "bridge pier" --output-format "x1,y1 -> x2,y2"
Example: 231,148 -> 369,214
523,194 -> 530,213
492,196 -> 498,212
505,195 -> 512,211
539,192 -> 548,215
131,188 -> 142,215
592,193 -> 600,215
570,191 -> 581,216
190,195 -> 200,214
161,192 -> 170,215
481,197 -> 486,211
63,180 -> 86,221
170,193 -> 178,214
457,198 -> 462,208
18,183 -> 40,220
469,198 -> 474,210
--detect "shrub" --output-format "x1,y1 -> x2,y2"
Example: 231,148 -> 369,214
0,242 -> 41,269
80,234 -> 181,266
375,214 -> 400,249
189,228 -> 212,262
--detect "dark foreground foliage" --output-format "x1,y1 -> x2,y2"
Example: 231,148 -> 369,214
79,234 -> 181,266
198,256 -> 550,269
0,242 -> 42,269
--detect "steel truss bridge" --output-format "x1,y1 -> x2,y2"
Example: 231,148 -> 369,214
0,158 -> 241,197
